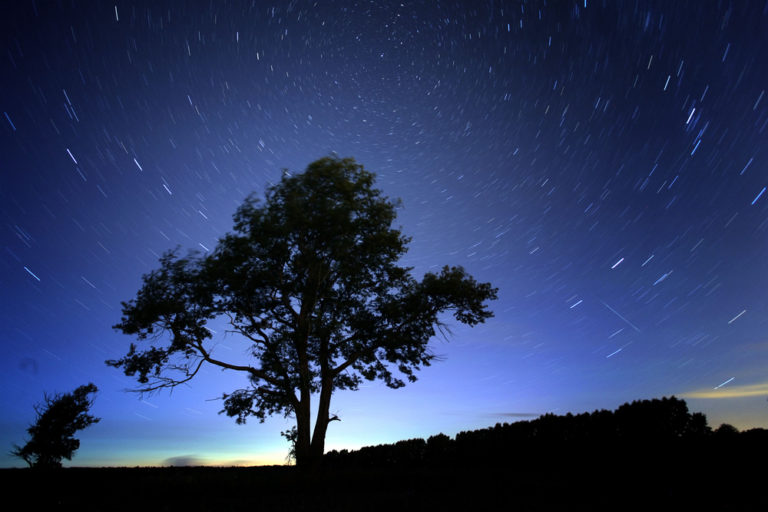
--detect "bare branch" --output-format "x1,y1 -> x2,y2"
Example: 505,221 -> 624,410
224,311 -> 271,348
277,270 -> 299,321
332,353 -> 360,376
270,304 -> 295,328
193,341 -> 285,390
129,357 -> 205,395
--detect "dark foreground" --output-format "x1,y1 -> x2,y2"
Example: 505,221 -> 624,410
3,446 -> 766,512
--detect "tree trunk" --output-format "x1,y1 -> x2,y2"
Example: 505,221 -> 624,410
295,427 -> 323,470
307,379 -> 334,470
293,380 -> 334,470
293,398 -> 312,468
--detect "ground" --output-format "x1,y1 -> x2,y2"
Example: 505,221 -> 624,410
4,449 -> 765,512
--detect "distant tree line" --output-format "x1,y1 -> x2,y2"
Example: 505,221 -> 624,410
323,396 -> 766,469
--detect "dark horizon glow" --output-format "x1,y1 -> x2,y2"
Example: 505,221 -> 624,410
2,1 -> 767,468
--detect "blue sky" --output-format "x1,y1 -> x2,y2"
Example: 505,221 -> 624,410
2,1 -> 767,467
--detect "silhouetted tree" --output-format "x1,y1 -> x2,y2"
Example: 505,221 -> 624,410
686,412 -> 711,438
714,423 -> 739,437
426,433 -> 453,465
11,383 -> 99,469
614,396 -> 704,440
107,156 -> 498,468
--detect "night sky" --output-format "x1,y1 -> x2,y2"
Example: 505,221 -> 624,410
2,1 -> 767,468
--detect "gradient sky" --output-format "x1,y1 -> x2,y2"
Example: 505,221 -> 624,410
2,1 -> 767,468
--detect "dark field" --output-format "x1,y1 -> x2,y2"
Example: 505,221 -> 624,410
6,399 -> 766,510
4,444 -> 765,512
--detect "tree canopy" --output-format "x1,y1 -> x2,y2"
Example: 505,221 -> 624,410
12,383 -> 99,469
107,156 -> 498,467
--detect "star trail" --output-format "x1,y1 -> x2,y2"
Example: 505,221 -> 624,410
1,1 -> 767,467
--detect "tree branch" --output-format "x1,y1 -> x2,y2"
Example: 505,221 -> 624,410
225,311 -> 271,348
277,269 -> 299,321
130,357 -> 205,395
332,352 -> 361,376
193,341 -> 285,389
331,303 -> 440,377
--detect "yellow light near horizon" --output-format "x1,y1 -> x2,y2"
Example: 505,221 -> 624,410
68,446 -> 289,468
681,381 -> 768,399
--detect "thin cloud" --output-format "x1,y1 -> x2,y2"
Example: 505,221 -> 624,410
490,412 -> 542,419
163,455 -> 204,467
681,382 -> 768,399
